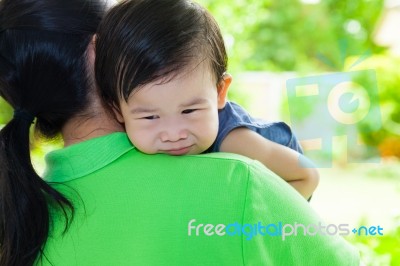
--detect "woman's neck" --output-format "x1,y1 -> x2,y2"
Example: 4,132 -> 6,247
61,105 -> 124,147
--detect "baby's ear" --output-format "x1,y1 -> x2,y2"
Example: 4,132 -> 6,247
217,73 -> 232,109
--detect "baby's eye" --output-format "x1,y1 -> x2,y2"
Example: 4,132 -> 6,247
142,115 -> 159,120
182,109 -> 197,114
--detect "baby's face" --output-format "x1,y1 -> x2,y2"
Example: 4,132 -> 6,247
118,62 -> 221,155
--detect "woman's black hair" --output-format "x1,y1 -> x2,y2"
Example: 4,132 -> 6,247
95,0 -> 227,109
0,0 -> 106,265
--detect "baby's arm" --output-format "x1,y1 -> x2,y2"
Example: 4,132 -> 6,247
219,127 -> 319,199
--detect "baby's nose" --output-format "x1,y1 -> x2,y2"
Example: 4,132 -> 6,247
160,128 -> 188,142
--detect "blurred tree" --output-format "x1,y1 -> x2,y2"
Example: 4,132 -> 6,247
198,0 -> 384,73
352,55 -> 400,157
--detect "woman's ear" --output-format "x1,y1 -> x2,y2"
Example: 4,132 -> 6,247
217,73 -> 232,109
112,103 -> 125,123
86,35 -> 96,67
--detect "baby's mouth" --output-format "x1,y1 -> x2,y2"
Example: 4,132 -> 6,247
164,145 -> 193,156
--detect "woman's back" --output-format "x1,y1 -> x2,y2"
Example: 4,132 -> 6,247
40,133 -> 359,265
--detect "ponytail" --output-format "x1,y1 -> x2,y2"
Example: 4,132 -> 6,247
0,115 -> 73,265
0,1 -> 107,264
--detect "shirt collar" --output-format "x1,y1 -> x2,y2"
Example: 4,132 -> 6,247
44,132 -> 134,183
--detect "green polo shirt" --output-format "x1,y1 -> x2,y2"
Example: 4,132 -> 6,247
37,132 -> 359,265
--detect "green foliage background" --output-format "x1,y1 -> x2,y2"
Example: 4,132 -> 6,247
197,0 -> 400,159
197,0 -> 384,73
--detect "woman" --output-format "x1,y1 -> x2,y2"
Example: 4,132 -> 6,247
0,0 -> 360,265
0,0 -> 120,265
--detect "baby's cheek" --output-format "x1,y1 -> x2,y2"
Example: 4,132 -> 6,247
207,114 -> 220,137
125,123 -> 150,149
203,120 -> 219,146
129,132 -> 156,154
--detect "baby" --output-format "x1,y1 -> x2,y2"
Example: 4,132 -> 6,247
95,0 -> 319,199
